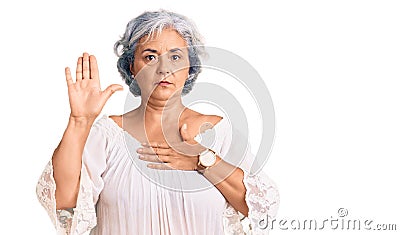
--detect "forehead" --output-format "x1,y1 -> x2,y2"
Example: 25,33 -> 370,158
137,28 -> 188,51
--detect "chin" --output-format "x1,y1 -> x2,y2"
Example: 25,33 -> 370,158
150,89 -> 181,100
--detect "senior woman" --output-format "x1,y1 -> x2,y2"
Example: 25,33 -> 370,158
36,10 -> 279,235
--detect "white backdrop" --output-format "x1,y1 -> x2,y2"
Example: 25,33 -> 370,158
0,0 -> 399,234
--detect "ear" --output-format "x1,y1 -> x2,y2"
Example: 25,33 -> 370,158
130,64 -> 135,77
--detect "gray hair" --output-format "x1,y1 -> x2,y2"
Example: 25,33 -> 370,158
114,10 -> 205,96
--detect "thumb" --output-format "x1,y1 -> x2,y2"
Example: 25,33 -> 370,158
102,84 -> 123,100
180,123 -> 190,141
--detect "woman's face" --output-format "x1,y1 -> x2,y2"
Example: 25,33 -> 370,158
131,28 -> 190,100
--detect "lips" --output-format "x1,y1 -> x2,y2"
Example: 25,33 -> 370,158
155,80 -> 173,86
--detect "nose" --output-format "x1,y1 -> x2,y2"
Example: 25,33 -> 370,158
156,55 -> 171,76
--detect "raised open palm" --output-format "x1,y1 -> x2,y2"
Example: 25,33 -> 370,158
65,53 -> 123,120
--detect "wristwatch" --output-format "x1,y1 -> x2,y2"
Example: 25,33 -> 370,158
197,148 -> 217,174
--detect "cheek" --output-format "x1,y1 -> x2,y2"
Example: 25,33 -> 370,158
133,60 -> 157,80
135,67 -> 157,89
175,67 -> 190,81
172,60 -> 190,80
175,71 -> 190,89
132,61 -> 144,76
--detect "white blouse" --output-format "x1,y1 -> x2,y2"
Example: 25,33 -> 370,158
36,115 -> 279,235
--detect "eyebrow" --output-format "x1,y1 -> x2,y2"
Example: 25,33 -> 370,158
141,48 -> 184,54
142,48 -> 158,53
169,48 -> 183,53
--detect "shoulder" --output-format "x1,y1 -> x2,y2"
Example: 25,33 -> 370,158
109,115 -> 122,128
90,115 -> 122,139
183,108 -> 222,124
181,108 -> 224,135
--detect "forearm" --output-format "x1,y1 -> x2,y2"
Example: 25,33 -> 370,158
202,156 -> 249,216
52,117 -> 94,209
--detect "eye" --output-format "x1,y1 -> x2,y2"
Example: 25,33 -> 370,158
171,55 -> 181,61
145,55 -> 157,62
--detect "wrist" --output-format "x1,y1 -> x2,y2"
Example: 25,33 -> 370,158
68,116 -> 95,129
196,149 -> 220,174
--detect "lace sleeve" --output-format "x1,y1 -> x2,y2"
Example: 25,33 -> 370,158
242,172 -> 279,234
218,118 -> 279,234
36,159 -> 97,234
36,116 -> 110,234
221,172 -> 279,235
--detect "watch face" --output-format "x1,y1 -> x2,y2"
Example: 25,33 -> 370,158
199,150 -> 216,167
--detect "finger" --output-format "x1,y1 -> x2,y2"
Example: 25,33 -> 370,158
137,147 -> 156,155
82,52 -> 90,80
89,55 -> 99,80
138,154 -> 167,163
101,84 -> 124,101
76,57 -> 83,81
142,142 -> 170,149
170,141 -> 206,157
179,123 -> 200,146
180,123 -> 190,142
65,67 -> 73,86
137,147 -> 171,156
141,143 -> 202,158
147,163 -> 173,170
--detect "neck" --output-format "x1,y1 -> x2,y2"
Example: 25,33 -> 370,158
137,94 -> 186,123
